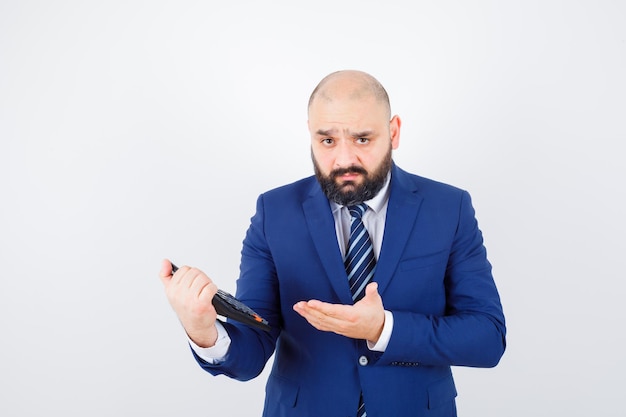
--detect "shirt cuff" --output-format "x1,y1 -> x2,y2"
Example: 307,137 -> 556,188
187,320 -> 231,364
367,310 -> 393,352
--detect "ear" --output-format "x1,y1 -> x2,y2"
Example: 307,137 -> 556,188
390,115 -> 401,150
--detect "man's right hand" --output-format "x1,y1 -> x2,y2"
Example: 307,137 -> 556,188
159,259 -> 219,347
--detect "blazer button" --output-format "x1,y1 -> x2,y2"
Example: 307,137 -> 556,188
359,355 -> 369,366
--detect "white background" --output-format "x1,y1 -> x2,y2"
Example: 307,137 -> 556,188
1,1 -> 625,416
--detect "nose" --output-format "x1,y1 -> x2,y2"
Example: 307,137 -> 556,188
334,139 -> 359,168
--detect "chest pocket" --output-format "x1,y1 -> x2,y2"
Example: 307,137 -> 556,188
399,249 -> 449,272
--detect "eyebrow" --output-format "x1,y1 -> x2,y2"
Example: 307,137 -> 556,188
351,130 -> 374,138
315,128 -> 375,138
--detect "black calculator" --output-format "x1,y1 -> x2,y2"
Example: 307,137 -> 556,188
171,263 -> 271,332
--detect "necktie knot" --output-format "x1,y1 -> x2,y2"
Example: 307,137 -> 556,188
348,203 -> 368,220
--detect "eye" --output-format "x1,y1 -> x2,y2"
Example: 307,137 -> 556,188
356,137 -> 370,144
322,138 -> 334,145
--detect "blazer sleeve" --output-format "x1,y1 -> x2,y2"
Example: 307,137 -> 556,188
380,190 -> 506,368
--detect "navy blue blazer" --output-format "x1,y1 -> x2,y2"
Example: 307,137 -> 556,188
195,164 -> 506,417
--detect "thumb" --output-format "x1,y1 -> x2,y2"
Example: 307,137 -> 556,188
364,282 -> 379,299
159,259 -> 173,281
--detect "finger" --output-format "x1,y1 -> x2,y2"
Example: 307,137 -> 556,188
293,302 -> 321,323
198,280 -> 218,305
294,303 -> 352,335
171,265 -> 192,285
297,302 -> 348,328
188,270 -> 214,298
185,268 -> 215,294
295,300 -> 351,324
306,299 -> 351,319
295,306 -> 329,330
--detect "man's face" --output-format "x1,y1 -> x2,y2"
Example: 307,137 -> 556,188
309,95 -> 400,205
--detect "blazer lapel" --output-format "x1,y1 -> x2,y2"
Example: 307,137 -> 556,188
302,186 -> 354,304
374,166 -> 423,296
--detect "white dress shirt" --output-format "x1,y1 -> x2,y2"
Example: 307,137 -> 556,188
190,174 -> 394,362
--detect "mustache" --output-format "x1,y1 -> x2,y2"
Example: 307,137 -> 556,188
330,166 -> 368,179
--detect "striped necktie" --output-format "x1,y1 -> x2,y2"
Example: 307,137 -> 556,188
345,203 -> 376,302
344,203 -> 376,417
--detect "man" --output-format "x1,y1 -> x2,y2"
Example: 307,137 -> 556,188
160,70 -> 506,416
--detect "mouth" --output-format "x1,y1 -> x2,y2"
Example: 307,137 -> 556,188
329,166 -> 367,190
337,172 -> 362,182
332,166 -> 367,180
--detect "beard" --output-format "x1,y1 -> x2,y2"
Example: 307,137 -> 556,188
312,146 -> 392,206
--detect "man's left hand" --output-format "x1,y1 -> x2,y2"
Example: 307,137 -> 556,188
293,282 -> 385,344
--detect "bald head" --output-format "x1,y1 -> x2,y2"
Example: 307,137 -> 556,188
308,70 -> 391,119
